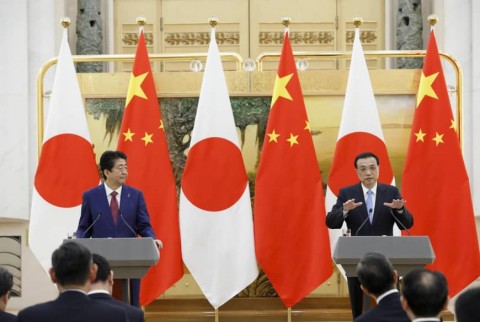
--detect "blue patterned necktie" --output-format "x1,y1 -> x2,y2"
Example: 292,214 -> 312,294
366,189 -> 373,223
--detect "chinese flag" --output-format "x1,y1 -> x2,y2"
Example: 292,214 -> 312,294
254,31 -> 332,308
117,30 -> 183,305
402,30 -> 480,296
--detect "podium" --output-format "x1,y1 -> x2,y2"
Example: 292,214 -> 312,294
65,238 -> 159,303
333,236 -> 435,276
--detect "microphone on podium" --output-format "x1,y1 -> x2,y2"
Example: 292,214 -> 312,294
79,212 -> 102,238
120,212 -> 137,237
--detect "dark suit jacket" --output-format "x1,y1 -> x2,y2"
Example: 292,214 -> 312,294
89,292 -> 144,322
326,182 -> 413,236
0,310 -> 17,322
17,290 -> 127,322
354,292 -> 410,322
77,184 -> 156,238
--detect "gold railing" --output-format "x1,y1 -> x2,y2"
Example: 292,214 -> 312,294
37,50 -> 463,153
256,50 -> 463,144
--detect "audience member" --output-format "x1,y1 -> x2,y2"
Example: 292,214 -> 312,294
0,267 -> 17,321
354,252 -> 410,322
454,286 -> 480,322
401,269 -> 448,322
17,241 -> 127,322
89,253 -> 144,322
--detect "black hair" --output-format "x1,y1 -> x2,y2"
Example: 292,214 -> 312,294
402,269 -> 448,317
51,241 -> 92,286
0,267 -> 13,297
92,253 -> 111,283
356,252 -> 395,296
354,151 -> 379,168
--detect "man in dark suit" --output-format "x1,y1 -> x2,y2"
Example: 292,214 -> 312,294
89,254 -> 144,322
455,286 -> 480,322
354,252 -> 409,322
76,150 -> 162,307
326,151 -> 414,318
401,269 -> 448,322
17,241 -> 127,322
0,267 -> 17,322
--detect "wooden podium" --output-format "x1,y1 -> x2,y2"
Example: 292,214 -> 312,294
66,237 -> 159,303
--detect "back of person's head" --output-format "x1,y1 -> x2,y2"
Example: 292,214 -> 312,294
402,269 -> 448,317
356,252 -> 395,297
99,150 -> 127,180
0,267 -> 13,298
51,241 -> 92,286
92,253 -> 111,283
455,287 -> 480,322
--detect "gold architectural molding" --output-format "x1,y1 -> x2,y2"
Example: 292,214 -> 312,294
259,31 -> 334,45
346,30 -> 377,44
122,32 -> 154,46
164,32 -> 240,46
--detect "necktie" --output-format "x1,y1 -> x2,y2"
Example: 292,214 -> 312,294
110,191 -> 119,224
366,189 -> 373,223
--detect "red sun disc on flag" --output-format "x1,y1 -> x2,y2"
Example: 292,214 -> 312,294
329,132 -> 394,195
34,134 -> 99,208
182,137 -> 248,212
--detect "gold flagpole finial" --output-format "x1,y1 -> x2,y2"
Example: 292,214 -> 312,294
353,16 -> 363,28
428,14 -> 438,26
281,16 -> 291,27
60,17 -> 71,29
136,16 -> 146,26
209,16 -> 218,28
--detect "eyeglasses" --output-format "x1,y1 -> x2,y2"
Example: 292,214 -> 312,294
357,166 -> 378,174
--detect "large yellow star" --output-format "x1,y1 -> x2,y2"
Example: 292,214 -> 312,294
432,132 -> 444,146
141,132 -> 153,146
123,128 -> 135,142
416,72 -> 439,107
126,72 -> 149,106
159,120 -> 164,130
287,133 -> 299,147
271,73 -> 293,107
414,128 -> 426,142
267,129 -> 280,143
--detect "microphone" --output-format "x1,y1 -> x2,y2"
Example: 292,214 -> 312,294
390,209 -> 411,236
355,216 -> 370,236
120,212 -> 137,237
79,213 -> 101,238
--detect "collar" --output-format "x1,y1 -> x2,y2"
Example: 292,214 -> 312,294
361,183 -> 377,196
376,289 -> 398,303
61,289 -> 87,295
88,290 -> 110,295
104,183 -> 122,197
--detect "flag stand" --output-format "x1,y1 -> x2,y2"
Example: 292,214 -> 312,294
215,308 -> 219,322
287,307 -> 292,322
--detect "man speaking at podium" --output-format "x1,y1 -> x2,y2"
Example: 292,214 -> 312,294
326,151 -> 413,318
76,150 -> 162,307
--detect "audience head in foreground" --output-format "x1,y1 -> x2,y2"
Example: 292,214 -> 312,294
454,286 -> 480,322
401,269 -> 448,320
353,252 -> 409,322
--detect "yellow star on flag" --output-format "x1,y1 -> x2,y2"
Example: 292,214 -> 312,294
267,129 -> 280,143
159,120 -> 164,129
126,72 -> 149,106
123,128 -> 135,142
271,73 -> 293,107
141,132 -> 153,146
304,121 -> 311,132
416,72 -> 439,107
432,132 -> 444,146
414,129 -> 427,142
449,119 -> 457,132
287,133 -> 299,147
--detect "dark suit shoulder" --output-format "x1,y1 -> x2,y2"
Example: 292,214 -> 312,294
0,311 -> 17,322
